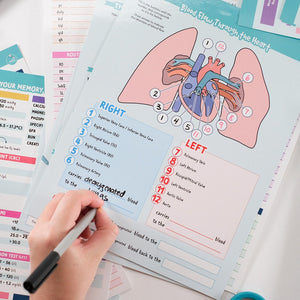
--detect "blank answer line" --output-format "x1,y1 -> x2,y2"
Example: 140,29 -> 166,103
166,228 -> 221,254
106,201 -> 134,215
170,220 -> 213,240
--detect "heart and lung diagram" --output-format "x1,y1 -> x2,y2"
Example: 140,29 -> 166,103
118,27 -> 270,148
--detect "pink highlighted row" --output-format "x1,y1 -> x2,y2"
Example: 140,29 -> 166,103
0,291 -> 9,299
0,251 -> 30,262
0,153 -> 36,164
0,209 -> 21,218
52,51 -> 80,58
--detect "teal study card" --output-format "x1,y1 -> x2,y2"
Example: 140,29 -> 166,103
0,44 -> 30,73
280,0 -> 300,26
0,69 -> 45,299
0,69 -> 45,207
239,0 -> 300,39
20,0 -> 300,299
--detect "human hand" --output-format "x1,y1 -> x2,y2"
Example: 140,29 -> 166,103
28,190 -> 119,300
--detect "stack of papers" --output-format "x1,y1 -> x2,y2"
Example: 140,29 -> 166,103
0,42 -> 130,300
20,0 -> 300,298
0,44 -> 44,299
2,0 -> 299,299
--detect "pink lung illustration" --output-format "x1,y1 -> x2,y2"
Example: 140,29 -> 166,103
218,48 -> 270,148
118,27 -> 269,149
118,28 -> 198,109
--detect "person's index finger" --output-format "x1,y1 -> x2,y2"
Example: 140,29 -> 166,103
83,207 -> 119,261
49,190 -> 104,238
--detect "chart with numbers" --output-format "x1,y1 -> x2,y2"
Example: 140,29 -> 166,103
20,0 -> 300,299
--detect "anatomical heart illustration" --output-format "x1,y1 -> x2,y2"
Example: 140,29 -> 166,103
118,28 -> 270,148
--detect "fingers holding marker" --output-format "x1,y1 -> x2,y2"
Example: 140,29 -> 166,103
83,207 -> 119,261
49,190 -> 104,241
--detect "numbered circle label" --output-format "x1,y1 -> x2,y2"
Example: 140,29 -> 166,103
82,117 -> 92,127
227,112 -> 238,123
242,106 -> 253,117
150,88 -> 161,99
172,147 -> 183,157
168,156 -> 178,166
203,124 -> 213,135
183,121 -> 193,132
157,113 -> 168,124
243,72 -> 253,83
160,175 -> 170,185
171,115 -> 182,127
78,127 -> 88,136
69,146 -> 79,155
73,136 -> 83,146
216,41 -> 226,52
65,156 -> 75,165
203,38 -> 213,49
217,120 -> 227,131
192,129 -> 202,140
164,166 -> 174,176
153,101 -> 164,112
152,194 -> 162,204
87,108 -> 96,118
156,185 -> 166,195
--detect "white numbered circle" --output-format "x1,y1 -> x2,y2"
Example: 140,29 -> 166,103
172,147 -> 183,157
164,165 -> 174,176
171,115 -> 182,127
153,101 -> 164,112
183,121 -> 193,132
82,117 -> 92,127
243,72 -> 253,83
202,38 -> 213,49
78,127 -> 88,136
192,129 -> 202,140
216,41 -> 226,52
227,112 -> 238,123
86,108 -> 96,118
65,155 -> 75,165
157,113 -> 168,124
216,120 -> 227,131
155,185 -> 166,195
73,136 -> 83,146
242,106 -> 253,117
168,156 -> 178,167
69,146 -> 79,156
150,88 -> 161,99
203,124 -> 213,135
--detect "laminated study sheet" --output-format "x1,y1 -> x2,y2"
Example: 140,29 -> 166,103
20,0 -> 300,299
280,0 -> 300,26
0,67 -> 45,299
0,44 -> 30,73
44,0 -> 96,141
41,0 -> 122,166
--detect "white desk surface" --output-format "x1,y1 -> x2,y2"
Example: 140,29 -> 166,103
0,0 -> 299,299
